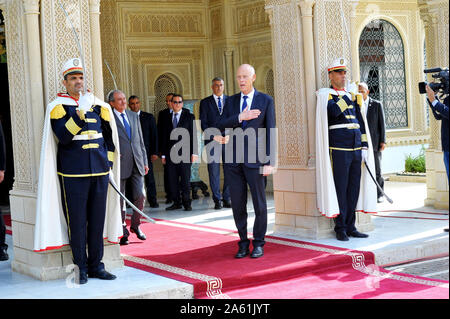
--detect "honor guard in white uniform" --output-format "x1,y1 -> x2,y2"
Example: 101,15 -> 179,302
34,58 -> 122,284
315,58 -> 377,241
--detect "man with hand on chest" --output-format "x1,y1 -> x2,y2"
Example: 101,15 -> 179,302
217,64 -> 277,259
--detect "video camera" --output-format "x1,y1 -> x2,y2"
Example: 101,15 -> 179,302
418,67 -> 449,96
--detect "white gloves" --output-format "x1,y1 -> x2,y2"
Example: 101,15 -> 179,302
78,92 -> 94,112
361,149 -> 369,162
347,81 -> 358,95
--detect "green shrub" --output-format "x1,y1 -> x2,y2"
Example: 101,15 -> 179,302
404,146 -> 426,173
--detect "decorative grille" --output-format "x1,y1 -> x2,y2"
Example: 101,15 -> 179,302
265,69 -> 275,99
359,19 -> 408,129
154,73 -> 178,117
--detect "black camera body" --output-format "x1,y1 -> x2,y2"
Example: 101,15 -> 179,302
418,67 -> 449,96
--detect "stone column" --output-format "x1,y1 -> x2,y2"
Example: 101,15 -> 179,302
266,0 -> 373,238
266,0 -> 329,239
349,0 -> 360,81
8,0 -> 46,281
421,0 -> 449,210
299,0 -> 316,167
23,0 -> 45,173
8,0 -> 123,281
224,47 -> 235,95
89,0 -> 104,99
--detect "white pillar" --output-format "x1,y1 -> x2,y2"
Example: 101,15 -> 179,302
89,0 -> 104,99
23,0 -> 44,173
349,0 -> 360,81
299,0 -> 316,167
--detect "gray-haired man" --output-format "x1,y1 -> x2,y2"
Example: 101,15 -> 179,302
108,90 -> 149,245
358,82 -> 386,203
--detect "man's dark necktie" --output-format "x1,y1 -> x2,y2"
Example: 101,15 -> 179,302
172,112 -> 179,128
241,95 -> 248,128
121,113 -> 132,139
218,97 -> 222,114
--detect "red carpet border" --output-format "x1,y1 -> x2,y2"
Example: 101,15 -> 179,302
121,219 -> 449,299
4,215 -> 448,298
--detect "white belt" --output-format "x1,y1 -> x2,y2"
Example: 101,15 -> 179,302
329,123 -> 360,130
73,133 -> 103,141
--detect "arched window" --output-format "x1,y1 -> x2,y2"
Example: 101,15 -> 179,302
153,73 -> 181,116
359,19 -> 408,129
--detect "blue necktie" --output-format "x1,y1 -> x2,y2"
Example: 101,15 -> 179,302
217,97 -> 222,114
121,113 -> 132,139
241,96 -> 248,128
172,112 -> 179,128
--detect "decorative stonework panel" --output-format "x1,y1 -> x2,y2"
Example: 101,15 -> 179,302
234,2 -> 270,35
2,0 -> 34,191
210,7 -> 223,38
100,0 -> 121,95
41,0 -> 94,103
124,11 -> 204,37
125,45 -> 206,114
266,0 -> 307,167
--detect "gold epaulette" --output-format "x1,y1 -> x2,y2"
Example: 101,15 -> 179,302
50,104 -> 66,120
100,106 -> 110,122
351,93 -> 363,107
328,94 -> 333,101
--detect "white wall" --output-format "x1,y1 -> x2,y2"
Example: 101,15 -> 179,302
381,144 -> 428,174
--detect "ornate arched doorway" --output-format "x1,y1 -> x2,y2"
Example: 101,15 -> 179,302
359,19 -> 408,129
153,73 -> 182,117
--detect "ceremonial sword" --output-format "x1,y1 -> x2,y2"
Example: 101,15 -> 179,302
58,1 -> 156,224
104,60 -> 156,224
108,177 -> 156,224
364,161 -> 394,204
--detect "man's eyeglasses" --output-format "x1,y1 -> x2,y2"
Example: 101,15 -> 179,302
172,101 -> 183,104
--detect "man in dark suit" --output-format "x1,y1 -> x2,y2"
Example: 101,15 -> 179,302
217,64 -> 276,259
129,95 -> 159,208
0,120 -> 7,261
108,90 -> 149,245
158,93 -> 175,204
160,94 -> 198,211
359,82 -> 386,203
200,77 -> 231,210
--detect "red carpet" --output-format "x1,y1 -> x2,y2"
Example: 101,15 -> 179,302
121,219 -> 449,299
3,214 -> 11,235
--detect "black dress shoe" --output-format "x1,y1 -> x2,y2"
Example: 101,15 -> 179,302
347,230 -> 369,238
119,237 -> 129,245
130,227 -> 146,240
78,272 -> 88,285
0,248 -> 9,261
166,203 -> 182,211
214,201 -> 222,210
235,248 -> 250,259
184,206 -> 192,211
251,246 -> 264,258
150,202 -> 160,208
223,200 -> 232,208
88,269 -> 117,280
336,232 -> 349,241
